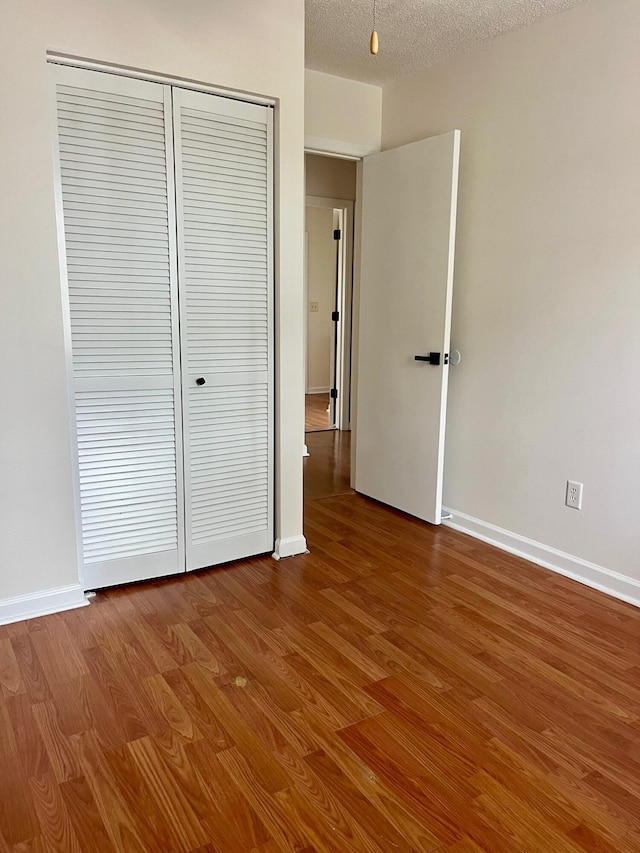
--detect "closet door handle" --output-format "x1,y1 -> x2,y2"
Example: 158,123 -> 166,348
195,377 -> 206,386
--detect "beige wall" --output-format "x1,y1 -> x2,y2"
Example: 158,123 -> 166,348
305,153 -> 356,201
305,206 -> 336,392
382,0 -> 640,586
305,69 -> 382,157
0,0 -> 305,608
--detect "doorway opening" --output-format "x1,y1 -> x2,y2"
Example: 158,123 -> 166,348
304,200 -> 352,432
303,132 -> 460,526
303,153 -> 356,500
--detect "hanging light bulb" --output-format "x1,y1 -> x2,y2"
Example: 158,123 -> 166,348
370,0 -> 379,55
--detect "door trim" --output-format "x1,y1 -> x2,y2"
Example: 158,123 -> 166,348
46,52 -> 277,107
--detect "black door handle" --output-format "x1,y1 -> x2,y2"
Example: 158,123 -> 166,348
414,352 -> 441,365
195,377 -> 206,386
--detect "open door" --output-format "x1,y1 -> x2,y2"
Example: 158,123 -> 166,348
355,130 -> 460,524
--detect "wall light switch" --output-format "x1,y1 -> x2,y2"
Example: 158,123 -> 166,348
310,301 -> 319,313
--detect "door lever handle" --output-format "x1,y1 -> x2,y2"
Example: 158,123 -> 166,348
414,352 -> 441,365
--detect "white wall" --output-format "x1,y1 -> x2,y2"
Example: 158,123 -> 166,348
305,153 -> 357,200
305,69 -> 382,157
305,206 -> 336,392
0,0 -> 305,612
382,0 -> 640,593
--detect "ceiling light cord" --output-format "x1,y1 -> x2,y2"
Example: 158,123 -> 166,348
370,0 -> 379,55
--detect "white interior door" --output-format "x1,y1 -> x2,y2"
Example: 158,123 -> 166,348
173,88 -> 274,571
52,64 -> 184,588
355,131 -> 460,524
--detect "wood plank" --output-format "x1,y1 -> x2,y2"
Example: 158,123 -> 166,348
5,695 -> 52,780
30,626 -> 88,687
71,730 -> 147,853
27,773 -> 82,853
31,702 -> 81,784
0,701 -> 36,846
58,776 -> 112,853
126,735 -> 208,851
182,661 -> 290,795
185,738 -> 270,851
10,637 -> 52,704
0,639 -> 26,697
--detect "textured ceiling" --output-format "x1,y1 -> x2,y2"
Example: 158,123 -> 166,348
305,0 -> 588,85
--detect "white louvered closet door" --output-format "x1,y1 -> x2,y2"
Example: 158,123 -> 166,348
52,65 -> 185,588
173,88 -> 274,571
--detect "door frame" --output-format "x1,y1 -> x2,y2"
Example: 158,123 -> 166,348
304,195 -> 354,432
303,143 -> 368,486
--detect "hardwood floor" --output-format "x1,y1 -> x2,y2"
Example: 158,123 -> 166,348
304,430 -> 352,501
305,394 -> 333,432
1,469 -> 640,849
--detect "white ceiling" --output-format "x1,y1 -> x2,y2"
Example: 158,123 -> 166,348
305,0 -> 588,86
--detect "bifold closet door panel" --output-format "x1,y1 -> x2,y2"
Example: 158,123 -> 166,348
173,88 -> 274,570
52,64 -> 185,588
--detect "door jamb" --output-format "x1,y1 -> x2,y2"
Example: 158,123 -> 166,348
305,195 -> 354,432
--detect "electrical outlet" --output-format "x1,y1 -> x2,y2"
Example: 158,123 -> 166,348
565,480 -> 583,510
310,301 -> 319,313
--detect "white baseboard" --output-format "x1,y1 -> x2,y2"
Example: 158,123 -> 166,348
442,507 -> 640,609
0,583 -> 90,626
306,387 -> 330,395
272,535 -> 309,561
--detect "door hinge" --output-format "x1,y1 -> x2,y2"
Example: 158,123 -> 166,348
331,310 -> 340,322
333,229 -> 341,240
330,388 -> 338,399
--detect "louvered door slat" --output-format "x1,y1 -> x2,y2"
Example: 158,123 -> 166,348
53,64 -> 185,589
174,88 -> 274,570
